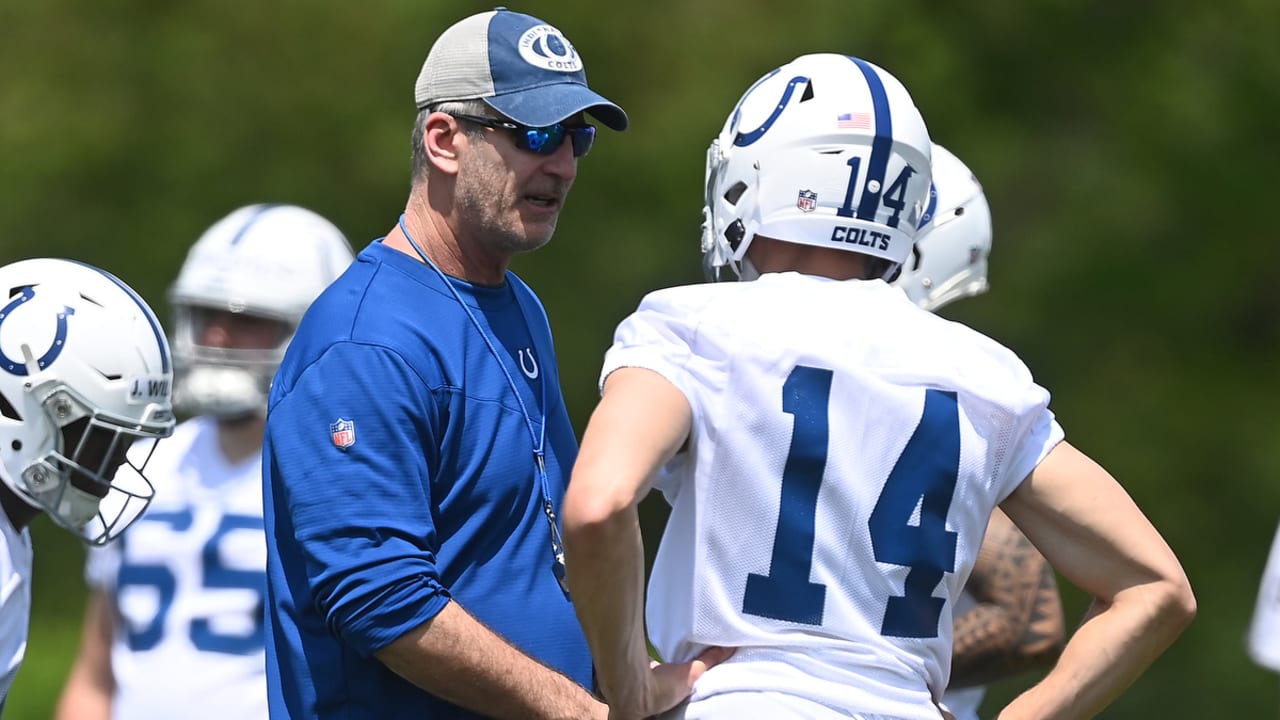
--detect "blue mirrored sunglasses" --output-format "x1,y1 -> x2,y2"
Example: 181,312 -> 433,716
452,113 -> 596,158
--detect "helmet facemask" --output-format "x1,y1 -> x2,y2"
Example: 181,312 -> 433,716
13,369 -> 169,545
170,304 -> 293,420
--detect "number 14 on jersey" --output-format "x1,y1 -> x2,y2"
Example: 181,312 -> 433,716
742,365 -> 960,639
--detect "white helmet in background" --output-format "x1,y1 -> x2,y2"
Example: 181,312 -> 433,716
702,53 -> 932,281
894,143 -> 992,311
0,258 -> 175,545
168,204 -> 354,418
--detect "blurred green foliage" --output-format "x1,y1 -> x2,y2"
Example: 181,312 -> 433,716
2,0 -> 1278,717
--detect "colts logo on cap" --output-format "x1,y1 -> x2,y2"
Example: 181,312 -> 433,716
518,25 -> 582,73
330,418 -> 356,450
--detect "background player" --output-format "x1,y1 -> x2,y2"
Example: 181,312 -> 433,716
894,144 -> 1066,720
55,205 -> 353,720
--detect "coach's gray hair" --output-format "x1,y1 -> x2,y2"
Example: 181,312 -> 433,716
410,99 -> 492,184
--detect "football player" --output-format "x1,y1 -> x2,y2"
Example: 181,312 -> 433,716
563,53 -> 1195,720
895,144 -> 1066,720
1,258 -> 174,710
56,205 -> 353,720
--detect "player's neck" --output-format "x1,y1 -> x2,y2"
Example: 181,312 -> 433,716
215,414 -> 266,465
749,237 -> 872,281
0,485 -> 38,533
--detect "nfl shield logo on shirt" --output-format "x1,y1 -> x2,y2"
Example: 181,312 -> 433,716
797,189 -> 818,213
330,418 -> 355,450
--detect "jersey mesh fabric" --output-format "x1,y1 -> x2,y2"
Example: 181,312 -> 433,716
602,273 -> 1063,719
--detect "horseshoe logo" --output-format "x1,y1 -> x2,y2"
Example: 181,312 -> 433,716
733,74 -> 808,148
0,287 -> 75,376
518,348 -> 540,380
517,25 -> 582,73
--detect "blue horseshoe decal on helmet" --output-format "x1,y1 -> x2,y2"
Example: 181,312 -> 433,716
0,287 -> 75,376
733,74 -> 810,148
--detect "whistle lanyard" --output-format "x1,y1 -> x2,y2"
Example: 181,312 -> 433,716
398,216 -> 569,594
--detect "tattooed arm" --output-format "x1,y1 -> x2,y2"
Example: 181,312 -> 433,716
950,508 -> 1066,688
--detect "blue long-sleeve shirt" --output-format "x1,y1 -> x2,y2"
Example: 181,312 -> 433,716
262,240 -> 590,718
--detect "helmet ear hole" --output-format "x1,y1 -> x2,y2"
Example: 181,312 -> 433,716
724,181 -> 747,206
0,391 -> 21,422
725,221 -> 746,252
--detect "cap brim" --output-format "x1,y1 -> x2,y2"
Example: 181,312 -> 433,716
486,83 -> 628,131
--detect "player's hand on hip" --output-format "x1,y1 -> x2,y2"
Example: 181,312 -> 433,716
609,646 -> 735,720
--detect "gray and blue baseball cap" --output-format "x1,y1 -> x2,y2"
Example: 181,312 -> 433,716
413,8 -> 628,131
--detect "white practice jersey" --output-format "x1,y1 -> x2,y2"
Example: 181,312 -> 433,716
1249,522 -> 1280,672
602,273 -> 1063,719
86,416 -> 267,720
0,514 -> 32,712
941,589 -> 984,720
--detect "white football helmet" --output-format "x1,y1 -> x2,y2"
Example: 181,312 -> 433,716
702,53 -> 932,281
894,144 -> 992,311
168,204 -> 354,418
0,258 -> 175,544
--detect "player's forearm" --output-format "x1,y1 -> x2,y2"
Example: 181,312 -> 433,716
563,501 -> 654,717
949,604 -> 1021,687
952,564 -> 1065,687
996,578 -> 1195,719
55,592 -> 115,720
54,651 -> 114,720
54,680 -> 112,720
563,369 -> 692,716
373,601 -> 604,720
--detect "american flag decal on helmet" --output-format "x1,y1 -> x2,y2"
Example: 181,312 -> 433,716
837,111 -> 872,129
330,418 -> 355,450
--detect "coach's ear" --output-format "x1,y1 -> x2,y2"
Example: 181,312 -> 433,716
423,112 -> 463,175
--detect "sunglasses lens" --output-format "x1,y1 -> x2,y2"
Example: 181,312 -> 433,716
519,125 -> 566,155
570,126 -> 596,158
508,122 -> 596,158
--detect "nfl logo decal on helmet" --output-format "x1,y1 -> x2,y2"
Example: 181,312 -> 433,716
797,189 -> 818,213
330,418 -> 355,450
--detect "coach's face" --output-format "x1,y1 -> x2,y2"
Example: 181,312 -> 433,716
454,115 -> 580,256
